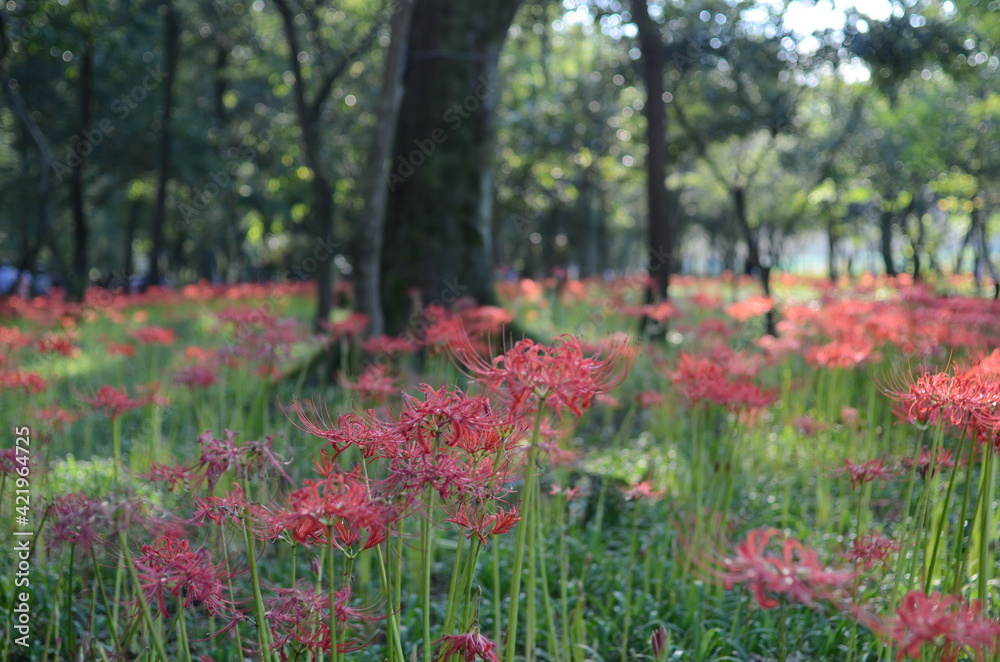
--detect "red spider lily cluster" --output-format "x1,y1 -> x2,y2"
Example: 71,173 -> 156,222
264,583 -> 384,654
80,384 -> 148,420
670,353 -> 776,411
888,591 -> 1000,662
453,333 -> 633,418
882,356 -> 1000,447
434,630 -> 501,662
844,533 -> 899,570
132,536 -> 232,619
833,457 -> 901,491
712,528 -> 855,609
6,275 -> 1000,662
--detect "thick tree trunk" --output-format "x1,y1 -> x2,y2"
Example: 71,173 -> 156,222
274,0 -> 339,331
124,198 -> 139,285
910,210 -> 925,282
633,0 -> 672,306
955,216 -> 975,275
732,186 -> 777,336
0,31 -> 57,296
380,0 -> 522,334
827,216 -> 838,282
69,25 -> 94,301
148,0 -> 179,290
880,209 -> 897,277
974,204 -> 999,299
354,0 -> 415,339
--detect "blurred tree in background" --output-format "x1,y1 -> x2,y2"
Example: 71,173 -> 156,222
1,0 -> 999,326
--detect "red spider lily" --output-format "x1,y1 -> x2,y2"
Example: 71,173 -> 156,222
196,429 -> 291,488
33,405 -> 80,432
192,484 -> 249,527
445,502 -> 520,544
264,582 -> 384,654
461,305 -> 514,337
324,312 -> 370,341
452,333 -> 632,418
175,364 -> 218,389
35,332 -> 78,356
339,363 -> 400,401
806,339 -> 877,369
46,493 -> 112,550
132,536 -> 232,619
621,301 -> 679,324
184,346 -> 215,362
725,296 -> 773,322
833,457 -> 901,491
80,385 -> 145,421
841,406 -> 860,426
215,305 -> 278,332
362,334 -> 419,358
0,448 -> 23,476
890,591 -> 1000,662
288,403 -> 399,460
382,447 -> 513,505
106,342 -> 136,357
623,481 -> 665,502
714,529 -> 855,609
368,385 -> 524,504
844,533 -> 898,570
434,629 -> 501,662
881,364 -> 999,435
423,315 -> 468,356
903,446 -> 957,481
637,390 -> 665,409
794,415 -> 824,436
394,385 -> 510,455
128,325 -> 176,345
548,484 -> 582,500
0,369 -> 47,394
281,469 -> 384,546
670,353 -> 776,411
142,461 -> 200,492
0,326 -> 32,351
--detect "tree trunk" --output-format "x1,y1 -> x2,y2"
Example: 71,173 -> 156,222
880,209 -> 897,277
354,0 -> 415,339
633,0 -> 672,306
380,0 -> 522,334
732,186 -> 777,335
69,15 -> 94,301
911,210 -> 924,282
975,204 -> 999,299
124,198 -> 139,286
826,215 -> 838,282
0,29 -> 57,296
148,0 -> 179,290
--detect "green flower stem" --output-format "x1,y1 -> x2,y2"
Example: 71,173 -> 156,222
375,539 -> 405,662
327,527 -> 341,662
924,431 -> 967,593
975,442 -> 995,604
119,531 -> 170,662
442,531 -> 467,635
176,598 -> 193,662
242,518 -> 274,662
89,544 -> 118,644
504,406 -> 546,662
620,504 -> 641,662
420,484 -> 436,662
